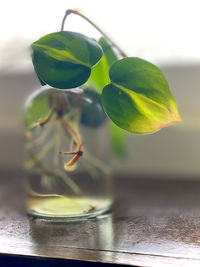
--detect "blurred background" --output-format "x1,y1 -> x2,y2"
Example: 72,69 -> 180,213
1,0 -> 200,178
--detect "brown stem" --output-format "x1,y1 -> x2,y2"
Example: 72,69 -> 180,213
61,9 -> 127,58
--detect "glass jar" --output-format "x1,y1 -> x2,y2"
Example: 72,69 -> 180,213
24,85 -> 112,220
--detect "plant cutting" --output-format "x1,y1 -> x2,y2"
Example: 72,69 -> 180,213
24,9 -> 181,220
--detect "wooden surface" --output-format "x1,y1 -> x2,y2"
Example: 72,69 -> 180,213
1,173 -> 200,266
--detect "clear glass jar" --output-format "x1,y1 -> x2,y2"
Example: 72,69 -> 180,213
24,86 -> 112,220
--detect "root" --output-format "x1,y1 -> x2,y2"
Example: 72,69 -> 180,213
25,148 -> 82,196
84,149 -> 111,176
25,135 -> 56,169
27,121 -> 53,147
25,179 -> 65,199
55,169 -> 82,195
60,117 -> 83,169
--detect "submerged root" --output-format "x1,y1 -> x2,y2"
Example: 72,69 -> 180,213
55,169 -> 82,195
63,148 -> 83,170
84,149 -> 111,176
25,179 -> 65,199
60,117 -> 83,169
24,96 -> 110,204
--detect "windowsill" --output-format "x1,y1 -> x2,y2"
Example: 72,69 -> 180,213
1,173 -> 200,266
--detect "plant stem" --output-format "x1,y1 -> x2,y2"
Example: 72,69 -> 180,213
61,9 -> 127,58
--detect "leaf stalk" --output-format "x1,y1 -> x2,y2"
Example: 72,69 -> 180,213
61,9 -> 127,58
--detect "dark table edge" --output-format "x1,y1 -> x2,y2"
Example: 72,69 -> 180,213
1,244 -> 200,267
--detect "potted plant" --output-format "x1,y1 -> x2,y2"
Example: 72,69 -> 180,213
24,9 -> 181,220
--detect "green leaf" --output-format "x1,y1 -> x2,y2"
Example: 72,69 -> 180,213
102,57 -> 181,134
34,66 -> 46,86
87,37 -> 118,93
31,31 -> 103,89
80,88 -> 107,128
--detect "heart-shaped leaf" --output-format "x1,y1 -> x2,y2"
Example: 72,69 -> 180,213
102,57 -> 181,134
31,31 -> 103,89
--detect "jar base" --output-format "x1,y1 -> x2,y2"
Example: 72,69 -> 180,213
26,197 -> 112,221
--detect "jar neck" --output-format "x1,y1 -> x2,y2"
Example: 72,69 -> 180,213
41,84 -> 84,95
